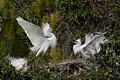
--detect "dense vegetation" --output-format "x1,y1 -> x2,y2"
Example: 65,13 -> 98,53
0,0 -> 120,79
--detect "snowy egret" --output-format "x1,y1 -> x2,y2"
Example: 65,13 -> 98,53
73,39 -> 81,55
9,57 -> 28,72
73,32 -> 108,59
16,17 -> 57,57
73,33 -> 94,58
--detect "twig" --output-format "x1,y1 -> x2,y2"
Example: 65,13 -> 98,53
65,23 -> 76,40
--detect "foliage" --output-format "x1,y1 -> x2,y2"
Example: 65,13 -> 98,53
0,0 -> 120,79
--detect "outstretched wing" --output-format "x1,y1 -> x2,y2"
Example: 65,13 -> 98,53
84,33 -> 107,54
42,22 -> 52,37
16,16 -> 47,47
85,33 -> 94,44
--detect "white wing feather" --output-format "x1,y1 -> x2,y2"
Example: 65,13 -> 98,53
16,16 -> 47,47
85,33 -> 94,44
84,33 -> 107,54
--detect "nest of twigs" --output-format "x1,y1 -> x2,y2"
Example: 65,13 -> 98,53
52,58 -> 96,75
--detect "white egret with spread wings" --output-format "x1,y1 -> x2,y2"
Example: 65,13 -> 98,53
73,32 -> 108,58
16,17 -> 57,57
73,33 -> 94,58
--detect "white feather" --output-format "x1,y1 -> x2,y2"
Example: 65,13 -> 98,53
85,32 -> 108,54
16,16 -> 46,47
9,57 -> 28,71
16,17 -> 57,57
85,33 -> 94,44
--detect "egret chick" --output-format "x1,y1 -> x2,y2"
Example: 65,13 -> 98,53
73,39 -> 81,55
9,57 -> 28,72
73,33 -> 94,58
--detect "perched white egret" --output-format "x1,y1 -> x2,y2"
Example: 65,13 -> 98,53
16,16 -> 57,57
9,57 -> 28,72
73,32 -> 108,59
73,39 -> 81,55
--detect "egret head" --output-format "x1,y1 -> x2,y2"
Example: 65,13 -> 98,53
74,39 -> 81,45
42,22 -> 53,37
